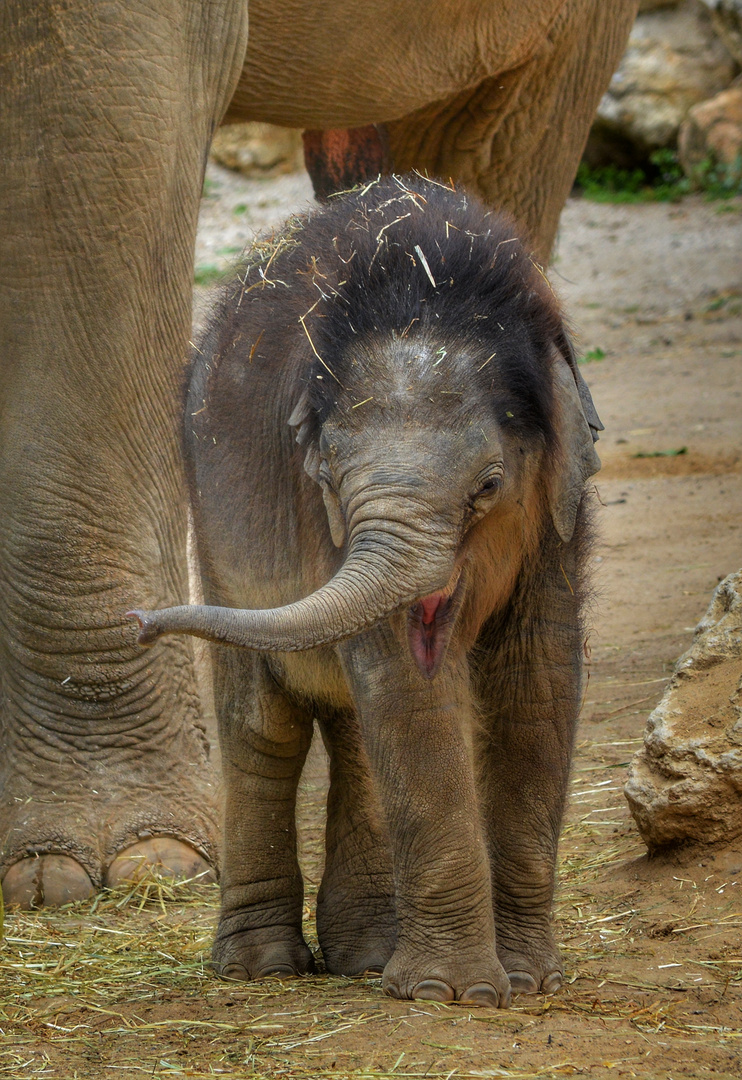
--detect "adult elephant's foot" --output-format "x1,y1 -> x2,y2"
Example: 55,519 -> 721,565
495,922 -> 564,996
382,946 -> 512,1008
1,737 -> 220,909
212,922 -> 316,981
1,837 -> 215,908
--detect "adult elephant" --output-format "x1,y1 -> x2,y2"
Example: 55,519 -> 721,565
0,0 -> 638,908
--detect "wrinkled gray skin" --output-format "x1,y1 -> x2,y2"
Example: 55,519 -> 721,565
132,179 -> 602,1006
1,0 -> 635,910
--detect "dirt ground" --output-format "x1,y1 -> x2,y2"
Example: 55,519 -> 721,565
1,167 -> 741,1079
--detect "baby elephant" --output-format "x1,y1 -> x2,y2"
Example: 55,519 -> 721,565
131,175 -> 601,1007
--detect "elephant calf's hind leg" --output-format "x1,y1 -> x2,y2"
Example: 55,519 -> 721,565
316,708 -> 397,976
211,653 -> 315,980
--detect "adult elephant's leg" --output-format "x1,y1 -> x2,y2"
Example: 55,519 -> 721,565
0,1 -> 248,906
210,651 -> 315,980
386,0 -> 638,261
339,626 -> 510,1007
315,706 -> 397,976
473,537 -> 586,996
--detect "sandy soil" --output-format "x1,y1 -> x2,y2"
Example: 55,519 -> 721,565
2,166 -> 741,1080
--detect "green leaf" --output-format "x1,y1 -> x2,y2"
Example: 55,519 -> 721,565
578,347 -> 606,365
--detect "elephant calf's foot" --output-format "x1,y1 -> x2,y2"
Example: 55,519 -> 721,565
317,893 -> 397,976
496,929 -> 564,996
105,838 -> 216,889
320,927 -> 396,977
212,924 -> 316,981
507,968 -> 562,995
382,947 -> 511,1008
2,854 -> 95,908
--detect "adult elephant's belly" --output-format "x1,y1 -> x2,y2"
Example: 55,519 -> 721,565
227,0 -> 567,129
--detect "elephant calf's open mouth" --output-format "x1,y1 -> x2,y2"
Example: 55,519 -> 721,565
406,567 -> 464,679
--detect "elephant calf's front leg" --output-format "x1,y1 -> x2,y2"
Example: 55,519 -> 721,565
341,630 -> 511,1008
212,652 -> 315,980
476,565 -> 585,997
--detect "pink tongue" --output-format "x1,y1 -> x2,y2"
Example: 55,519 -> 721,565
419,592 -> 445,626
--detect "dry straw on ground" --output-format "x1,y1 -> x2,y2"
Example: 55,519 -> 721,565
2,737 -> 741,1079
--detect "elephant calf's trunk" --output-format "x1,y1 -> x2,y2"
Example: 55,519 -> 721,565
128,536 -> 455,655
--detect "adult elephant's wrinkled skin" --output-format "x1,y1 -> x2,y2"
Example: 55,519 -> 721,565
132,176 -> 602,1005
1,1 -> 637,909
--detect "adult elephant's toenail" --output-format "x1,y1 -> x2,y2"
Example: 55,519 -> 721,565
508,970 -> 539,995
2,855 -> 95,909
459,982 -> 505,1008
104,837 -> 216,889
412,979 -> 455,1003
541,971 -> 563,995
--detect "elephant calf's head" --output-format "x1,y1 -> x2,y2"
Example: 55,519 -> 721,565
130,175 -> 601,677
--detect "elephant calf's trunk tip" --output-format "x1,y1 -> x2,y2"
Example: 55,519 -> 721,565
126,610 -> 161,646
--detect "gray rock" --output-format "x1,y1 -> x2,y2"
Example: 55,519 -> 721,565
624,570 -> 742,850
589,0 -> 737,161
700,0 -> 742,64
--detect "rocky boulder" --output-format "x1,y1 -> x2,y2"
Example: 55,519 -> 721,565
678,79 -> 742,183
701,0 -> 742,64
586,0 -> 737,165
210,122 -> 304,177
625,570 -> 742,850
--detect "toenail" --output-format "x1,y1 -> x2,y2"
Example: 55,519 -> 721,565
412,978 -> 455,1003
459,982 -> 503,1008
256,964 -> 298,979
508,970 -> 539,995
2,854 -> 95,909
104,838 -> 216,889
541,971 -> 563,995
220,964 -> 249,981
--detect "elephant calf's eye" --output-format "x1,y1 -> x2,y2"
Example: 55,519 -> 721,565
474,470 -> 503,499
468,468 -> 504,520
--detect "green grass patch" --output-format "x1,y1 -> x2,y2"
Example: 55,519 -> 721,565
633,446 -> 688,459
194,264 -> 231,286
575,149 -> 742,204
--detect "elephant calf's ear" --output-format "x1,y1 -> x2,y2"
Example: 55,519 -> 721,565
548,351 -> 601,543
288,388 -> 345,548
554,330 -> 604,444
288,388 -> 322,481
